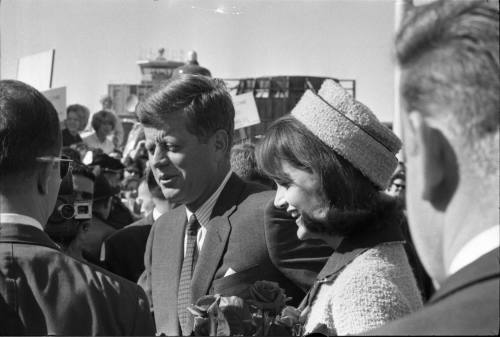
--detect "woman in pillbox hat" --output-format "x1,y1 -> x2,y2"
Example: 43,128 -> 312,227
256,79 -> 422,335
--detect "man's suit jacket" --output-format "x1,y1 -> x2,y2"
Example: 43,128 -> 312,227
0,223 -> 155,335
141,173 -> 333,335
364,248 -> 500,335
102,212 -> 154,282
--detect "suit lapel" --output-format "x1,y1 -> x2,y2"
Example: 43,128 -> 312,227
151,206 -> 186,334
191,174 -> 246,301
191,214 -> 232,301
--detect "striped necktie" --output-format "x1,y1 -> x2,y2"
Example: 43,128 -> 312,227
177,214 -> 200,336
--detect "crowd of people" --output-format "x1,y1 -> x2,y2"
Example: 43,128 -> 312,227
0,0 -> 498,335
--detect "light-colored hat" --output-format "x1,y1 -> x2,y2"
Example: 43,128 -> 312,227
291,79 -> 401,189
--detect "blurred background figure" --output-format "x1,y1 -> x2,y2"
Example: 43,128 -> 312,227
101,167 -> 177,282
91,153 -> 135,230
100,94 -> 125,148
45,172 -> 92,260
82,110 -> 117,154
108,149 -> 124,161
62,104 -> 84,147
72,163 -> 96,202
230,142 -> 274,189
74,103 -> 91,133
91,153 -> 125,188
121,175 -> 141,216
79,174 -> 125,265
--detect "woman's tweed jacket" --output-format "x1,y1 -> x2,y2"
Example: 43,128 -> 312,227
302,214 -> 423,335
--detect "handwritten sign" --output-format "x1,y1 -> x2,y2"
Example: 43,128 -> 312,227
42,87 -> 67,121
232,92 -> 261,130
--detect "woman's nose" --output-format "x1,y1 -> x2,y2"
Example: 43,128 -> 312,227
274,185 -> 287,209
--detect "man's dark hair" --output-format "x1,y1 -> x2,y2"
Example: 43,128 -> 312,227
256,115 -> 400,237
396,0 -> 499,172
136,74 -> 235,151
0,80 -> 61,177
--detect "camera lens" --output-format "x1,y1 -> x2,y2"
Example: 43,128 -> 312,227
59,204 -> 75,219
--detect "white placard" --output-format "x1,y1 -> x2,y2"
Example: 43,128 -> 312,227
17,49 -> 55,91
42,87 -> 66,121
232,92 -> 261,130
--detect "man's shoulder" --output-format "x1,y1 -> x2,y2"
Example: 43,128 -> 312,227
59,249 -> 143,290
363,273 -> 500,335
8,241 -> 145,298
106,222 -> 152,245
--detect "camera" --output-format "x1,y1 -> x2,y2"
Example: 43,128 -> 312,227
58,201 -> 92,220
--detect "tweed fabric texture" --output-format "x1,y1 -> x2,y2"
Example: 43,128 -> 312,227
291,80 -> 402,189
177,215 -> 200,336
303,242 -> 423,335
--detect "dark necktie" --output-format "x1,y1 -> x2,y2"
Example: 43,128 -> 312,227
177,214 -> 200,336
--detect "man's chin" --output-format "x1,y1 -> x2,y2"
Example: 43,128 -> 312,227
160,187 -> 181,201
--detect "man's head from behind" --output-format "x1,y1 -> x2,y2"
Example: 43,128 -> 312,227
0,80 -> 62,223
396,0 -> 499,282
136,75 -> 235,210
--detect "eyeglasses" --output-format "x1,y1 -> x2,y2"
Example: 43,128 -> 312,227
36,155 -> 73,179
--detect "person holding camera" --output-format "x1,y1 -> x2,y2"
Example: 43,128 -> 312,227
45,171 -> 93,260
0,80 -> 154,335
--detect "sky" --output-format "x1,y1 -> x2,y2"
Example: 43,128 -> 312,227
0,0 -> 398,122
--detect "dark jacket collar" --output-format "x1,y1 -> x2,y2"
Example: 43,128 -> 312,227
210,172 -> 246,219
0,223 -> 60,251
317,217 -> 405,280
430,248 -> 500,304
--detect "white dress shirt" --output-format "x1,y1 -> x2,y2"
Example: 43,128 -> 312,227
448,225 -> 500,276
0,213 -> 44,231
152,207 -> 163,221
184,170 -> 233,256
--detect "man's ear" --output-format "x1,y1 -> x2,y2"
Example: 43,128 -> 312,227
36,164 -> 52,195
213,129 -> 230,158
407,111 -> 457,209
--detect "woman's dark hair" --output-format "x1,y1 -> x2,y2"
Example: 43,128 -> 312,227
91,110 -> 116,132
256,115 -> 400,237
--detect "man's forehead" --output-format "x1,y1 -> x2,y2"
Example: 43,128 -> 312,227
143,118 -> 190,141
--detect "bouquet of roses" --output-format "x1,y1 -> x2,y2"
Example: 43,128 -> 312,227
188,280 -> 300,336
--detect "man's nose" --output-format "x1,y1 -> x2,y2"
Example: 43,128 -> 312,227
150,145 -> 169,168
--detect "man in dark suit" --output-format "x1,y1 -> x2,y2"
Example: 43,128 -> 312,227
366,0 -> 499,334
0,80 -> 155,335
137,74 -> 332,335
102,167 -> 176,282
